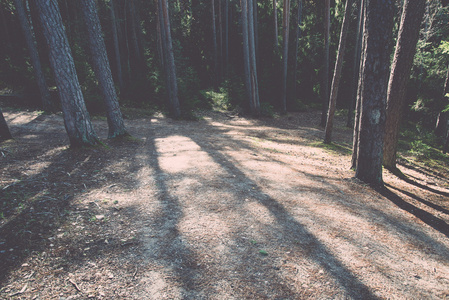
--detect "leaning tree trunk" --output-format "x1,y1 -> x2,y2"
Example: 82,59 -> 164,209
355,0 -> 395,186
324,0 -> 353,144
79,0 -> 127,139
159,0 -> 181,118
0,108 -> 12,142
320,0 -> 330,127
35,0 -> 98,147
281,0 -> 291,114
383,0 -> 426,170
14,0 -> 52,111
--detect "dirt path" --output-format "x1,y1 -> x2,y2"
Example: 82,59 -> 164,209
1,110 -> 449,299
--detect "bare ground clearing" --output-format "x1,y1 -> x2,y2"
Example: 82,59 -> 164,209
1,109 -> 449,299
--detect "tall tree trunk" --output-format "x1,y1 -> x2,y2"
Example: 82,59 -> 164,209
281,0 -> 291,114
212,0 -> 219,90
241,0 -> 260,116
383,0 -> 426,170
273,0 -> 279,50
355,0 -> 395,186
347,0 -> 365,128
109,0 -> 124,92
14,0 -> 52,111
80,0 -> 127,139
324,0 -> 353,143
0,108 -> 12,142
351,0 -> 366,169
225,0 -> 229,75
293,0 -> 302,99
219,0 -> 224,82
159,0 -> 181,118
35,0 -> 98,147
320,0 -> 330,127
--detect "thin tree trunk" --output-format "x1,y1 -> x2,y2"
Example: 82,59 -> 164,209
219,0 -> 224,82
273,0 -> 279,50
347,0 -> 364,128
355,0 -> 395,186
444,126 -> 449,154
383,0 -> 426,170
324,0 -> 353,143
351,0 -> 366,169
212,0 -> 219,90
281,0 -> 291,114
320,0 -> 330,127
0,108 -> 12,142
14,0 -> 52,111
225,0 -> 229,75
293,0 -> 302,99
253,0 -> 258,60
80,0 -> 127,139
248,0 -> 260,115
109,0 -> 124,92
159,0 -> 181,118
35,0 -> 98,147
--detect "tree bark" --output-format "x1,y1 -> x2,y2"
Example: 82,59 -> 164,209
320,0 -> 330,127
383,0 -> 426,170
347,0 -> 364,128
281,0 -> 291,114
0,108 -> 12,142
159,0 -> 181,118
324,0 -> 353,143
35,0 -> 98,147
355,0 -> 395,186
241,0 -> 260,116
80,0 -> 127,139
14,0 -> 52,111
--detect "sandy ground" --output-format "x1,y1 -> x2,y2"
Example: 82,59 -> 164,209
0,109 -> 449,299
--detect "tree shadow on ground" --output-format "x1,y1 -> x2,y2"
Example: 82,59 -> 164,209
386,183 -> 449,216
376,186 -> 449,238
180,125 -> 378,299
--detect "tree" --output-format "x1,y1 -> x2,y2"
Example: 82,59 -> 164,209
324,0 -> 353,144
13,0 -> 52,111
347,0 -> 365,128
79,0 -> 128,139
273,0 -> 279,50
383,0 -> 426,170
158,0 -> 181,118
241,0 -> 260,116
441,65 -> 449,153
0,108 -> 12,142
292,0 -> 302,99
212,0 -> 219,90
354,0 -> 395,186
320,0 -> 330,127
281,0 -> 291,113
35,0 -> 98,147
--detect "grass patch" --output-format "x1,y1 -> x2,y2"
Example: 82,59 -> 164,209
309,141 -> 352,155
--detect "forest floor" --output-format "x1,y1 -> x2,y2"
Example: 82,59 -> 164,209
1,107 -> 449,299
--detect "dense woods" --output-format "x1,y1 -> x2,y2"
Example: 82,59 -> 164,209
0,0 -> 448,184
